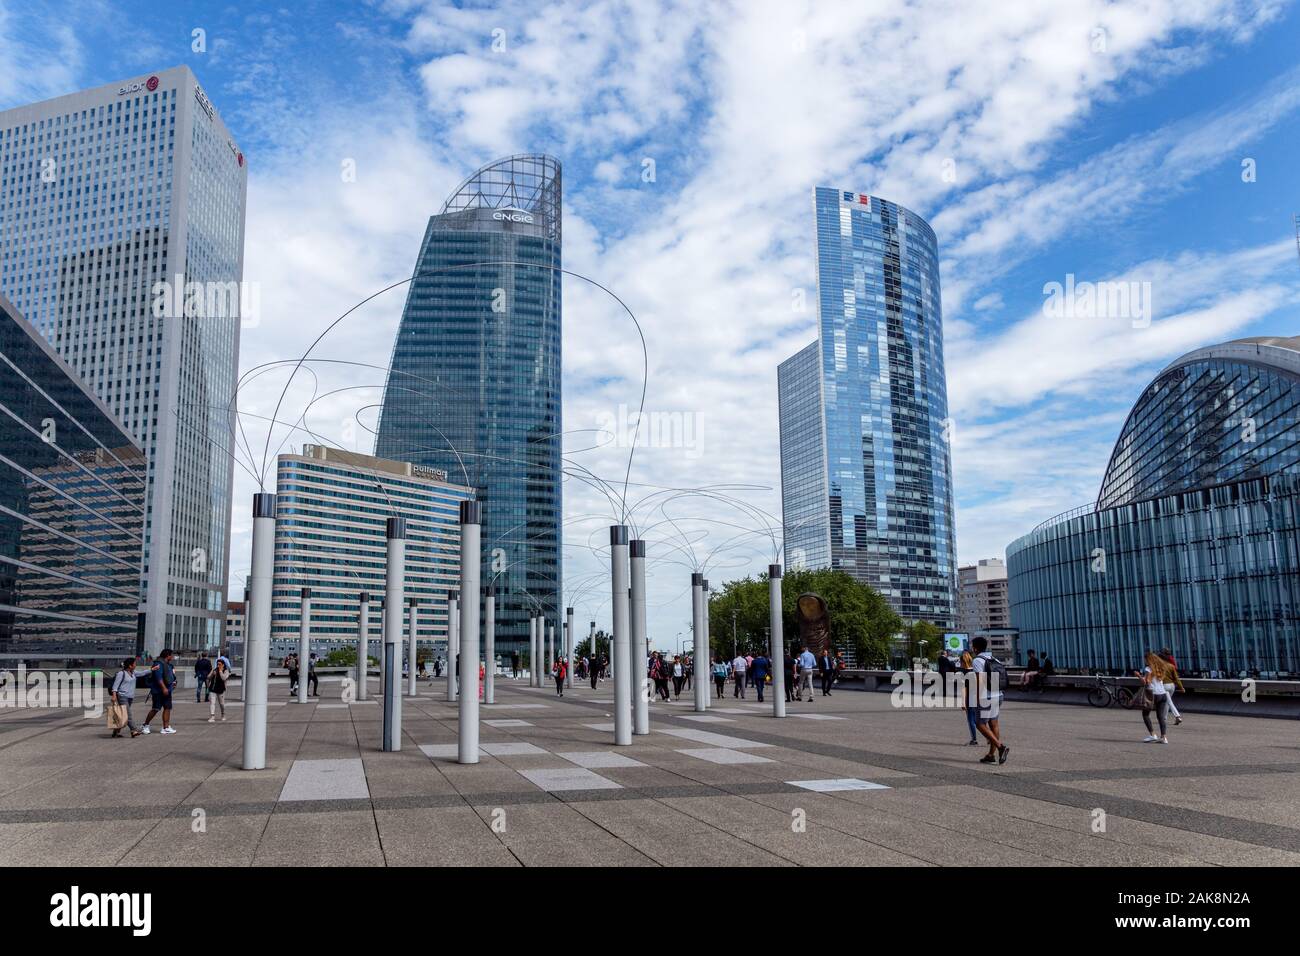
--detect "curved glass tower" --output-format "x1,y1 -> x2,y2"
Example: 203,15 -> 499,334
778,188 -> 955,627
1008,337 -> 1300,675
375,155 -> 562,655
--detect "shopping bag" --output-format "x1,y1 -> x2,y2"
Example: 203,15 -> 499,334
107,703 -> 128,730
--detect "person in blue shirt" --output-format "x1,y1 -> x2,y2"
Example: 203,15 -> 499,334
142,648 -> 178,735
194,652 -> 212,703
796,646 -> 817,702
750,652 -> 770,702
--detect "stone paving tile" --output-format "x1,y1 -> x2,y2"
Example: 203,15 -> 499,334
374,806 -> 519,866
518,767 -> 622,792
465,801 -> 655,866
557,751 -> 647,769
279,758 -> 369,801
677,747 -> 776,765
253,809 -> 384,866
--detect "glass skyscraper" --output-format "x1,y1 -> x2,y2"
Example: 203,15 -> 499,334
375,154 -> 562,655
778,188 -> 955,627
1008,337 -> 1300,676
0,67 -> 247,654
1,293 -> 146,661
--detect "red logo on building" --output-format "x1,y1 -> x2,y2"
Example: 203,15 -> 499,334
238,152 -> 245,167
146,76 -> 159,91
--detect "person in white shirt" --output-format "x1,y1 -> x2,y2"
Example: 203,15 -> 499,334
970,637 -> 1009,764
796,646 -> 817,702
731,654 -> 747,698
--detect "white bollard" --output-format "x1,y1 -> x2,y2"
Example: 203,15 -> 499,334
630,540 -> 649,734
382,517 -> 406,752
484,586 -> 496,704
407,600 -> 419,697
565,607 -> 575,689
356,592 -> 369,701
702,579 -> 711,710
769,564 -> 786,718
611,526 -> 631,745
457,501 -> 482,764
297,588 -> 311,704
241,493 -> 275,770
446,591 -> 459,702
691,573 -> 707,712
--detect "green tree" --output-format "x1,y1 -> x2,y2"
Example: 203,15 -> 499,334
901,619 -> 944,663
573,630 -> 611,661
706,568 -> 901,666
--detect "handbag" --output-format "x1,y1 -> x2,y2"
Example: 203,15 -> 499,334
107,702 -> 128,730
1135,685 -> 1154,709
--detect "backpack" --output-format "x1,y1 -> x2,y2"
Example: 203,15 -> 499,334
712,663 -> 727,679
981,653 -> 1008,691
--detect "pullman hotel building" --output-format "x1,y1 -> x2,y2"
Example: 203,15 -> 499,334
1007,337 -> 1300,677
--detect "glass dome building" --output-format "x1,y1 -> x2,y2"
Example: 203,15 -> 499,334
375,155 -> 562,656
1007,337 -> 1300,676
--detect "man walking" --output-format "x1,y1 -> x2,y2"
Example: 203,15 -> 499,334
731,652 -> 747,698
797,645 -> 817,702
971,636 -> 1009,765
751,650 -> 770,703
142,648 -> 178,735
194,652 -> 212,703
817,647 -> 835,697
307,653 -> 319,697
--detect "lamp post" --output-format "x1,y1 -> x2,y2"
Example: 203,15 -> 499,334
457,500 -> 481,764
381,516 -> 406,752
241,492 -> 275,770
769,564 -> 786,718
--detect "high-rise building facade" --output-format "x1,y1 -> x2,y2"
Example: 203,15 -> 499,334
0,67 -> 247,654
272,445 -> 474,660
1007,337 -> 1300,676
0,293 -> 146,661
375,154 -> 562,655
956,558 -> 1011,634
778,188 -> 956,627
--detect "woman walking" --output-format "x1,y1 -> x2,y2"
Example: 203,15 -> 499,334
207,657 -> 229,722
1159,648 -> 1185,725
959,650 -> 978,745
652,653 -> 671,701
1137,651 -> 1173,743
712,656 -> 728,698
553,657 -> 567,696
110,658 -> 143,738
671,657 -> 685,700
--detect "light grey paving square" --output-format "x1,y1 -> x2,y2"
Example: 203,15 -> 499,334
419,744 -> 460,760
557,751 -> 646,769
676,715 -> 735,724
658,728 -> 773,749
485,703 -> 548,710
789,713 -> 845,721
484,718 -> 534,727
480,742 -> 547,756
350,700 -> 378,705
677,748 -> 775,765
787,778 -> 890,792
318,704 -> 348,709
706,707 -> 750,714
582,722 -> 616,732
279,758 -> 370,801
518,767 -> 622,792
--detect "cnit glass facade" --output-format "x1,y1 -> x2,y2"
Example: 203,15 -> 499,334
1008,338 -> 1300,676
0,67 -> 247,654
0,294 -> 146,661
777,188 -> 955,627
271,445 -> 473,661
375,155 -> 561,655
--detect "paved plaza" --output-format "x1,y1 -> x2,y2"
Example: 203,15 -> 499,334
1,676 -> 1298,867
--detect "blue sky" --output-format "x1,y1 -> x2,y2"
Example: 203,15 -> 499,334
3,0 -> 1299,643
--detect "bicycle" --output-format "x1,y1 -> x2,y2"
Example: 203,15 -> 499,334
1086,674 -> 1137,709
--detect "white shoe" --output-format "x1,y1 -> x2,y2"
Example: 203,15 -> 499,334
1142,735 -> 1158,742
140,726 -> 151,734
161,727 -> 177,735
207,717 -> 215,723
1158,737 -> 1168,744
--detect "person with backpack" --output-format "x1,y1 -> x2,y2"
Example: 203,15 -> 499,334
712,656 -> 728,698
207,657 -> 229,722
142,648 -> 178,735
970,636 -> 1008,764
651,653 -> 671,701
110,658 -> 142,738
552,656 -> 567,697
285,654 -> 299,697
959,650 -> 979,745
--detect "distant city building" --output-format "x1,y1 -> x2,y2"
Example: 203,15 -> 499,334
223,598 -> 245,660
0,293 -> 146,662
957,559 -> 1011,634
778,188 -> 956,627
271,445 -> 474,660
375,154 -> 562,655
1008,337 -> 1300,676
0,66 -> 248,655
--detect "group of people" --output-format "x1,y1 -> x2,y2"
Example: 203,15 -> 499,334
108,648 -> 232,738
1136,648 -> 1185,743
705,645 -> 844,703
281,652 -> 318,697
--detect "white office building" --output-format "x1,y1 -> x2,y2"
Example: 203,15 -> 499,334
271,445 -> 474,661
0,66 -> 247,653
